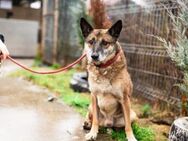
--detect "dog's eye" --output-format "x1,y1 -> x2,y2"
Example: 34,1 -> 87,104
88,39 -> 94,45
102,40 -> 109,46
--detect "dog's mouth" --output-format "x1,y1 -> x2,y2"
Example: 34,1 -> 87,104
90,55 -> 106,65
91,59 -> 101,64
90,50 -> 120,68
87,53 -> 103,64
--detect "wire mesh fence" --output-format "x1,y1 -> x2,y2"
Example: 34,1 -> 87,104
107,1 -> 183,107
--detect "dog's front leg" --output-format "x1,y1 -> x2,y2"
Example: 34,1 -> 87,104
85,94 -> 99,140
121,95 -> 137,141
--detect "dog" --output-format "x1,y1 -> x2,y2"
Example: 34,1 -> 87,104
80,18 -> 137,141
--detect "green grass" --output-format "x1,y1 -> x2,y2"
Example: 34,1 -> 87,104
141,104 -> 152,118
112,123 -> 155,141
11,65 -> 155,141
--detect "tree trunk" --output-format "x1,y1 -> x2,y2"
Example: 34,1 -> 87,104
169,117 -> 188,141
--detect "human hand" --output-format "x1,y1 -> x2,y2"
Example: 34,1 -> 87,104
0,35 -> 9,60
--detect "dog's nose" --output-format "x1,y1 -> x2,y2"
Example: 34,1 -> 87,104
91,53 -> 99,60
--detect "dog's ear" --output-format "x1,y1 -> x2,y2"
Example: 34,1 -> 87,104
80,18 -> 93,38
0,34 -> 5,43
108,20 -> 122,39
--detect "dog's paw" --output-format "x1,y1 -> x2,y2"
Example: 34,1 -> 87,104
85,130 -> 98,140
127,134 -> 137,141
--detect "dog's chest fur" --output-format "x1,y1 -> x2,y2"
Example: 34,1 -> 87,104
87,51 -> 132,100
89,72 -> 123,100
87,51 -> 133,120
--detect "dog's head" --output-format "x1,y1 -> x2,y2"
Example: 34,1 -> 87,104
80,18 -> 122,65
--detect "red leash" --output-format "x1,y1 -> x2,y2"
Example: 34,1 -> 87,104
7,54 -> 86,75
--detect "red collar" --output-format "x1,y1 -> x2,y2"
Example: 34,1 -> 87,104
94,49 -> 121,68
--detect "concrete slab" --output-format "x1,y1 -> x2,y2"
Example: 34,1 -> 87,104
0,77 -> 85,141
0,59 -> 86,141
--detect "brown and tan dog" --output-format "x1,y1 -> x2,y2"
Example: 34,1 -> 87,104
80,18 -> 137,141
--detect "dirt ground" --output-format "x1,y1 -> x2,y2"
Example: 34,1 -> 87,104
131,98 -> 171,141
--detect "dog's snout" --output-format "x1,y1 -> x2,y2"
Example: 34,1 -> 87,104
91,53 -> 99,60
